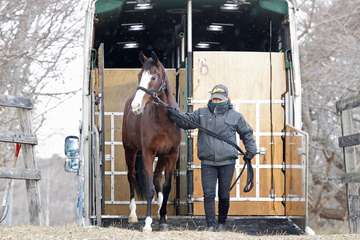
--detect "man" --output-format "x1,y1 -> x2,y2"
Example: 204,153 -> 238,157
168,84 -> 257,231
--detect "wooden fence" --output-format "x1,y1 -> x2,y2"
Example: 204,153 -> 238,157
0,95 -> 42,225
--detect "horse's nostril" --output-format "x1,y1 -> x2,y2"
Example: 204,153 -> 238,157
131,105 -> 142,114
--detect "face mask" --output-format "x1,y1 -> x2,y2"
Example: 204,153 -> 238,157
208,100 -> 228,113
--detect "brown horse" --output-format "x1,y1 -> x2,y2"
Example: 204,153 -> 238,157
122,52 -> 181,231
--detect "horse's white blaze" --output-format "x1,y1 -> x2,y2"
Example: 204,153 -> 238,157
128,198 -> 138,223
131,71 -> 152,114
157,192 -> 163,218
142,216 -> 153,232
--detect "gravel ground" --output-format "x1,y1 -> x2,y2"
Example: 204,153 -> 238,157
0,226 -> 359,240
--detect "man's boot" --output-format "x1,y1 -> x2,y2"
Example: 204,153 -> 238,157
218,198 -> 230,227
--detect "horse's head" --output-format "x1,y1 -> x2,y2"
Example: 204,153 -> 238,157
131,51 -> 166,115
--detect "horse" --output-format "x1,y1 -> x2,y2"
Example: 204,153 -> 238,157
122,51 -> 181,232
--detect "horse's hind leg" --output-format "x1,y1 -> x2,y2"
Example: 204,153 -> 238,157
159,151 -> 178,230
125,148 -> 138,223
154,156 -> 164,219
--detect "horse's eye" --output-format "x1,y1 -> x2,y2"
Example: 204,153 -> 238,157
151,76 -> 156,81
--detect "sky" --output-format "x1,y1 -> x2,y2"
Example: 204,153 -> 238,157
35,49 -> 83,159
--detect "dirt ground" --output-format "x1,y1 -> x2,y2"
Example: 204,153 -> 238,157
0,226 -> 359,240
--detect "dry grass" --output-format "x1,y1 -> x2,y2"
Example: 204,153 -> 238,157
0,226 -> 359,240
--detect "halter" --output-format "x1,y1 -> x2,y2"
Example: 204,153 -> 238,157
136,78 -> 167,105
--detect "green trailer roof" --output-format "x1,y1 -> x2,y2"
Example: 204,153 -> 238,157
95,0 -> 124,14
95,0 -> 288,15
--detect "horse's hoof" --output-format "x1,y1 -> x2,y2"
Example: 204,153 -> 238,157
160,223 -> 169,231
142,226 -> 152,232
128,216 -> 138,224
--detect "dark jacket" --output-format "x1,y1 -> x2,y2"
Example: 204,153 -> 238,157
171,102 -> 257,166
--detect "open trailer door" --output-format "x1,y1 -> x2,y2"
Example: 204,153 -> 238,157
190,51 -> 289,216
284,125 -> 309,229
89,43 -> 106,225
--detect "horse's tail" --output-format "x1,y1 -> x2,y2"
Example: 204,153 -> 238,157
134,153 -> 147,200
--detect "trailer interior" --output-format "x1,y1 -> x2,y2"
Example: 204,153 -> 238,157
89,0 -> 308,233
94,0 -> 290,68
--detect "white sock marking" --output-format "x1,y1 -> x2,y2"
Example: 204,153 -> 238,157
157,192 -> 163,218
128,198 -> 138,223
142,216 -> 153,232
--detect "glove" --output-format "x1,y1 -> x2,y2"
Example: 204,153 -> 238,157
167,107 -> 180,122
243,152 -> 253,162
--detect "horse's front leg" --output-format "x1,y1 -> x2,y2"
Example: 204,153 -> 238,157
142,150 -> 156,232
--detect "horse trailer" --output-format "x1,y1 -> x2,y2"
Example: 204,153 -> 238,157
69,0 -> 310,232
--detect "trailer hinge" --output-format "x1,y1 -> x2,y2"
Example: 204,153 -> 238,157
187,162 -> 195,171
281,95 -> 286,108
281,161 -> 286,173
94,93 -> 102,105
174,198 -> 181,208
187,97 -> 193,105
281,128 -> 286,141
281,194 -> 286,207
174,169 -> 181,177
186,130 -> 193,139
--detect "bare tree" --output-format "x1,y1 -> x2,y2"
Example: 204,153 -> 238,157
0,0 -> 83,166
298,0 -> 360,231
0,0 -> 84,224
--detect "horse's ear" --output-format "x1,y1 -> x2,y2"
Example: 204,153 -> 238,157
151,51 -> 159,65
139,51 -> 147,65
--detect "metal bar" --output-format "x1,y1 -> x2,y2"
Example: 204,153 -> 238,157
190,99 -> 284,104
190,164 -> 304,169
186,0 -> 193,216
81,0 -> 97,226
104,141 -> 122,145
97,42 -> 105,225
90,91 -> 96,219
287,1 -> 302,129
0,168 -> 41,180
190,131 -> 285,137
104,171 -> 188,176
235,104 -> 241,199
256,103 -> 260,200
286,125 -> 309,228
192,197 -> 305,202
91,43 -> 105,227
110,113 -> 115,203
95,112 -> 123,116
0,95 -> 33,109
175,45 -> 181,215
91,215 -> 305,220
0,132 -> 37,145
